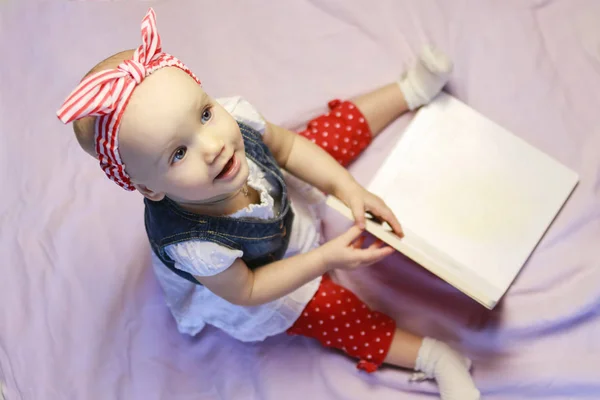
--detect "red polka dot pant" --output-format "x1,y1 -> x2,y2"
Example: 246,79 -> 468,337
298,99 -> 372,167
287,274 -> 396,373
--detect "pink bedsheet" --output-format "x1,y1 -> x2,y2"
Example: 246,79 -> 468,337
2,1 -> 600,399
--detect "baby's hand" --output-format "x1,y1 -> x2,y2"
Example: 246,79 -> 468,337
318,226 -> 395,271
333,179 -> 404,237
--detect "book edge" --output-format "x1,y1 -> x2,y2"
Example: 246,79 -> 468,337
325,195 -> 500,309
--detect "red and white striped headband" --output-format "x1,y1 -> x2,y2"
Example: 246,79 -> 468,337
57,8 -> 201,191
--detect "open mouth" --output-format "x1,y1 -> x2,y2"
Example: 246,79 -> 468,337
215,153 -> 239,180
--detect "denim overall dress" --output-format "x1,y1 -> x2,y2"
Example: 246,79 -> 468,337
144,122 -> 295,284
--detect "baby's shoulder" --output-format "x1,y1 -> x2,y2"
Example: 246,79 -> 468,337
165,239 -> 243,277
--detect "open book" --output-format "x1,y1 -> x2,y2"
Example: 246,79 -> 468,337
326,93 -> 579,309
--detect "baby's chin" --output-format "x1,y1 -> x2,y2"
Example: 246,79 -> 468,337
180,174 -> 251,205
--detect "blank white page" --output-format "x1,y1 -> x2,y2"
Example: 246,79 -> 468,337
368,93 -> 578,294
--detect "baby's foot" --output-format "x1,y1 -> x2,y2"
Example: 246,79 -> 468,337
397,46 -> 453,110
411,337 -> 480,400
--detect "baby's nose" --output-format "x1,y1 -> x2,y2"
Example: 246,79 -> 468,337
201,135 -> 225,163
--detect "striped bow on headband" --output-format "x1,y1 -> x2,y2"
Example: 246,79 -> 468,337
57,8 -> 201,191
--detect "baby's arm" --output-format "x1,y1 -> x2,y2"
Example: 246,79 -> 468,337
263,122 -> 355,197
263,121 -> 402,234
194,226 -> 391,306
194,249 -> 325,306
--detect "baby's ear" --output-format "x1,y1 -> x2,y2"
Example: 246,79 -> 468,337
135,183 -> 165,201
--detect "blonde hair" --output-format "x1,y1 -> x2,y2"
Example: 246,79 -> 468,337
71,50 -> 135,157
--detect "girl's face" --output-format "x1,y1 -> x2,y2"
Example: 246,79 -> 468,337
118,67 -> 249,204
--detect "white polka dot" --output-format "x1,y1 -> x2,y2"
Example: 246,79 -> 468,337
356,319 -> 361,324
338,338 -> 342,342
335,123 -> 341,128
349,335 -> 354,339
367,354 -> 372,359
379,349 -> 384,353
334,134 -> 340,139
367,315 -> 372,319
336,300 -> 341,304
359,117 -> 365,123
319,320 -> 323,325
353,346 -> 358,350
326,303 -> 331,308
352,308 -> 356,312
326,341 -> 331,345
312,128 -> 318,134
362,305 -> 366,309
334,327 -> 339,332
350,151 -> 355,156
357,129 -> 362,134
386,332 -> 391,336
323,331 -> 328,336
310,138 -> 316,143
347,114 -> 354,120
372,325 -> 376,329
342,149 -> 347,154
315,307 -> 320,312
304,312 -> 308,317
308,324 -> 312,328
341,311 -> 346,315
324,122 -> 330,127
340,289 -> 345,293
348,104 -> 355,109
330,315 -> 335,320
353,140 -> 358,145
347,299 -> 351,303
311,121 -> 318,126
345,323 -> 350,328
344,137 -> 350,143
321,293 -> 326,297
335,112 -> 341,117
322,131 -> 328,137
365,343 -> 369,347
346,126 -> 352,131
342,346 -> 347,351
375,338 -> 380,342
323,141 -> 328,147
361,331 -> 365,336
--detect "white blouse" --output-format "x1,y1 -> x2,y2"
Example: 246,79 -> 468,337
151,96 -> 326,342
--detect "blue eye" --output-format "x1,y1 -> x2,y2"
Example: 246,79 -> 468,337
201,107 -> 212,124
172,147 -> 187,163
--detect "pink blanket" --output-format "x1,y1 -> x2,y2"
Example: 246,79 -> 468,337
2,1 -> 600,399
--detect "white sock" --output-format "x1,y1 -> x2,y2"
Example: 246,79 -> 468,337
397,46 -> 453,110
411,337 -> 481,400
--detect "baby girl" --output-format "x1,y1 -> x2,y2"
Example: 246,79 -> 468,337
57,8 -> 480,399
